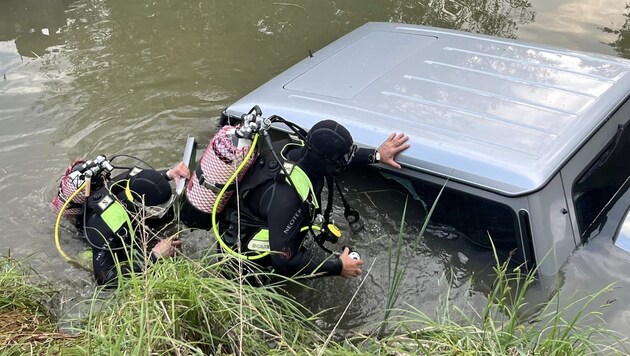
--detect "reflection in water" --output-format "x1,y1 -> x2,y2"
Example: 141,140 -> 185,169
313,0 -> 535,40
0,0 -> 74,57
45,0 -> 536,161
381,0 -> 535,38
520,0 -> 627,55
602,2 -> 630,58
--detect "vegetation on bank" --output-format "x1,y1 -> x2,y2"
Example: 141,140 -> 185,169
1,246 -> 627,355
0,254 -> 82,355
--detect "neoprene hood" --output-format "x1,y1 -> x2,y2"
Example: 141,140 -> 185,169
306,120 -> 354,160
128,170 -> 172,206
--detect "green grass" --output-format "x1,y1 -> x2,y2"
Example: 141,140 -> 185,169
369,237 -> 628,355
74,252 -> 330,355
372,186 -> 627,355
1,241 -> 627,355
0,254 -> 83,355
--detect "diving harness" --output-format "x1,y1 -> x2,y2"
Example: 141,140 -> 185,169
210,106 -> 363,260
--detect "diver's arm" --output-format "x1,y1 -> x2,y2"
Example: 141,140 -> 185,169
91,243 -> 145,286
92,248 -> 119,286
87,220 -> 146,286
352,148 -> 378,165
85,218 -> 123,286
263,183 -> 343,277
352,132 -> 409,168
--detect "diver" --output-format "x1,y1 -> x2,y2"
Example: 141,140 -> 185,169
53,158 -> 189,286
183,118 -> 409,279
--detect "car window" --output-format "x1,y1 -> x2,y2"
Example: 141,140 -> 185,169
573,119 -> 630,241
403,177 -> 522,264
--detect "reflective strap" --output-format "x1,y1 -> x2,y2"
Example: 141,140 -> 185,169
285,165 -> 319,209
124,178 -> 134,202
247,229 -> 270,251
101,201 -> 128,233
124,168 -> 144,202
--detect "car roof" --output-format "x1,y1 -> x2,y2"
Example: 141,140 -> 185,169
225,22 -> 630,196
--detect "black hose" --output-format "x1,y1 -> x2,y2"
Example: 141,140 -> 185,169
110,154 -> 155,170
82,201 -> 127,252
262,131 -> 320,243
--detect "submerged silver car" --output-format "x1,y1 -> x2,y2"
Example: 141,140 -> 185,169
223,22 -> 630,277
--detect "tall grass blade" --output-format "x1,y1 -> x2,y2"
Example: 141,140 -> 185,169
380,180 -> 448,335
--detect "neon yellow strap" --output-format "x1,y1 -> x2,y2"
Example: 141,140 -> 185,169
285,165 -> 319,209
245,225 -> 322,252
247,229 -> 270,251
101,201 -> 128,232
124,178 -> 134,201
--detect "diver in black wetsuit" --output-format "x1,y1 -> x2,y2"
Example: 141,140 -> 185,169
221,120 -> 409,279
80,165 -> 189,285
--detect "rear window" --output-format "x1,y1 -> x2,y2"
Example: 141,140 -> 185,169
573,121 -> 630,241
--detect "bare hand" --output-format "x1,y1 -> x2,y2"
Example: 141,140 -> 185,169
167,162 -> 190,185
378,132 -> 410,169
339,247 -> 364,278
152,238 -> 182,258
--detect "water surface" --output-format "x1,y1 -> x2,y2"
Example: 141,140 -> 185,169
1,0 -> 630,338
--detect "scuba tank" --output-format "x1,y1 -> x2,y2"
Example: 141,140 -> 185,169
181,106 -> 268,229
52,155 -> 115,268
51,156 -> 114,220
185,124 -> 256,215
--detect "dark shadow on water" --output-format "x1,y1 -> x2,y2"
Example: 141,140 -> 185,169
0,0 -> 76,57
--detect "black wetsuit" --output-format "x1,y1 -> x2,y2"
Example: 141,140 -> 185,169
79,169 -> 173,285
237,146 -> 376,277
88,217 -> 147,286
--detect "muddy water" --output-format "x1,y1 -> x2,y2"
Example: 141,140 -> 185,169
1,0 -> 630,338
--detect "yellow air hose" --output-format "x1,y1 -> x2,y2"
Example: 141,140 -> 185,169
55,178 -> 135,269
211,133 -> 271,260
210,132 -> 326,260
54,182 -> 87,266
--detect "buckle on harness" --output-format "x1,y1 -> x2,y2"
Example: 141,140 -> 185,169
196,165 -> 234,193
198,173 -> 235,193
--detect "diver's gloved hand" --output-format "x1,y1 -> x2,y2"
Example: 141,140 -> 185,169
339,247 -> 364,279
166,162 -> 190,185
151,238 -> 182,258
378,132 -> 410,169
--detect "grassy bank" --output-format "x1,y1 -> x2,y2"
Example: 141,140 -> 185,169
0,255 -> 82,355
1,251 -> 627,355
